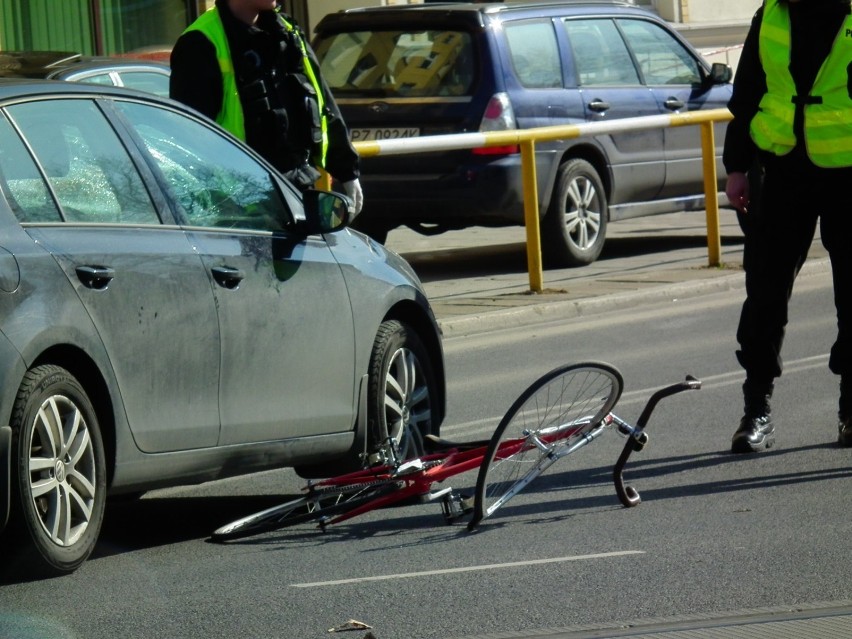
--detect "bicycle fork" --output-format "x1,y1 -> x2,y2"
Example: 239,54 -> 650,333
484,419 -> 612,517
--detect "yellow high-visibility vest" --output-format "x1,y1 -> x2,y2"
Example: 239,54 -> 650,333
184,8 -> 245,141
749,0 -> 852,168
183,8 -> 329,166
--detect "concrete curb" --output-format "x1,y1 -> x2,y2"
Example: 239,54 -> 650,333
437,257 -> 832,338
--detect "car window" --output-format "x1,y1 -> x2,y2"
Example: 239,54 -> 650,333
4,99 -> 159,224
314,29 -> 474,97
115,101 -> 292,232
0,112 -> 62,222
563,19 -> 640,87
505,20 -> 562,89
617,19 -> 701,85
78,72 -> 115,86
116,71 -> 170,98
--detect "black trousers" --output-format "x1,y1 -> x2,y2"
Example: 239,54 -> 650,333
736,160 -> 852,382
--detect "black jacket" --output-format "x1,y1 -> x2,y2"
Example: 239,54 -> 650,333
170,0 -> 359,183
723,0 -> 851,174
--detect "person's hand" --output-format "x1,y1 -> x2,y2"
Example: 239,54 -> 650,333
726,171 -> 750,213
343,179 -> 363,218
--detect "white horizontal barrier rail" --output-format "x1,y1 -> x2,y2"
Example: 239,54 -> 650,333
349,107 -> 733,292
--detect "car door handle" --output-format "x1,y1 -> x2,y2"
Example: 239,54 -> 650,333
588,99 -> 610,113
75,265 -> 115,290
211,265 -> 244,290
664,97 -> 685,111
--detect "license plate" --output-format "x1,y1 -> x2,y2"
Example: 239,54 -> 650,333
350,127 -> 420,142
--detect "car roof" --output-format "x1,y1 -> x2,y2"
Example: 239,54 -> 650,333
326,0 -> 640,12
0,77 -> 180,110
0,51 -> 170,80
316,1 -> 652,32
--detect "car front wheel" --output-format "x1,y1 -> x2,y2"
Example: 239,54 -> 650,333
543,158 -> 608,267
367,320 -> 438,461
6,365 -> 106,577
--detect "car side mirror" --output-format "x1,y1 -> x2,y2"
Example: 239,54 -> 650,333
708,62 -> 733,85
301,189 -> 352,234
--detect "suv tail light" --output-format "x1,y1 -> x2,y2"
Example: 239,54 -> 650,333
474,92 -> 519,155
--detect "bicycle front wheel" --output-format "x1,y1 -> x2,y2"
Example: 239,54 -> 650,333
470,362 -> 623,529
210,481 -> 399,542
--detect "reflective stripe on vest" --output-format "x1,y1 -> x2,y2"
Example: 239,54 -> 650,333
183,8 -> 246,141
749,0 -> 852,168
280,14 -> 329,168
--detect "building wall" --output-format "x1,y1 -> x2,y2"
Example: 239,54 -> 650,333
686,0 -> 760,23
652,0 -> 760,23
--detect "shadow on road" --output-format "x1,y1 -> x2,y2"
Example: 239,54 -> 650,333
92,494 -> 302,558
78,439 -> 847,565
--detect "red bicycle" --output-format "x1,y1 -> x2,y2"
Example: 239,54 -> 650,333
211,362 -> 700,541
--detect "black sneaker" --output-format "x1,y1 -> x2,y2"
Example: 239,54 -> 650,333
839,418 -> 852,447
731,414 -> 775,453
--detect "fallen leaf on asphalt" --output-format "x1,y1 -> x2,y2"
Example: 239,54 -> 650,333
328,619 -> 372,632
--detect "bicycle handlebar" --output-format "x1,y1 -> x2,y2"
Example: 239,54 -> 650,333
634,375 -> 702,430
613,375 -> 702,508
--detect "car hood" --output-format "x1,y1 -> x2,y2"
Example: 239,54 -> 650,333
329,227 -> 424,290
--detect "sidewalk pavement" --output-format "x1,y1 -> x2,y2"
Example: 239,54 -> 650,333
385,209 -> 830,337
451,601 -> 852,639
386,209 -> 849,639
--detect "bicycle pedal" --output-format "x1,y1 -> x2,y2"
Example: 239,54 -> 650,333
440,491 -> 469,523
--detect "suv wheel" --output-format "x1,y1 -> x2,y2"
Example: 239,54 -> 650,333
544,159 -> 608,267
7,365 -> 106,577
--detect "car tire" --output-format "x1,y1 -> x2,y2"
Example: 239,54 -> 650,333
6,365 -> 106,577
543,158 -> 608,267
367,320 -> 438,461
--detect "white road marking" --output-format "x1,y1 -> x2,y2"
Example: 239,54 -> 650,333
290,550 -> 645,587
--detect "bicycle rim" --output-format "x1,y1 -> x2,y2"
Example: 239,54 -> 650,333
471,362 -> 623,528
210,481 -> 398,542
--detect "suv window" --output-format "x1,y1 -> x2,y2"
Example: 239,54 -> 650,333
315,29 -> 475,97
564,19 -> 639,86
617,19 -> 701,85
505,20 -> 562,89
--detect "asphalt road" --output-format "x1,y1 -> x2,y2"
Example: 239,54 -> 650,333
1,264 -> 849,639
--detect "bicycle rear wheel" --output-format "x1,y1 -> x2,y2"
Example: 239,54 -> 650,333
210,481 -> 399,542
470,362 -> 623,529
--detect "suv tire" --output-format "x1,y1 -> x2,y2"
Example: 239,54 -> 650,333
544,159 -> 608,267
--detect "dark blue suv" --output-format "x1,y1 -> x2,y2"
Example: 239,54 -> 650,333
313,1 -> 733,266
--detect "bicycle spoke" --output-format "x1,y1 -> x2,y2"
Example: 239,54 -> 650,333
210,481 -> 399,542
471,363 -> 623,528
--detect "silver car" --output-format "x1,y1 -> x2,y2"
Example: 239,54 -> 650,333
0,80 -> 445,577
0,50 -> 171,96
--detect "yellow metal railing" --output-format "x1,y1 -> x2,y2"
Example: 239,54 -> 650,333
335,108 -> 733,292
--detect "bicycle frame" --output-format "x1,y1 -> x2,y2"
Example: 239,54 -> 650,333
305,445 -> 488,528
307,413 -> 608,528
